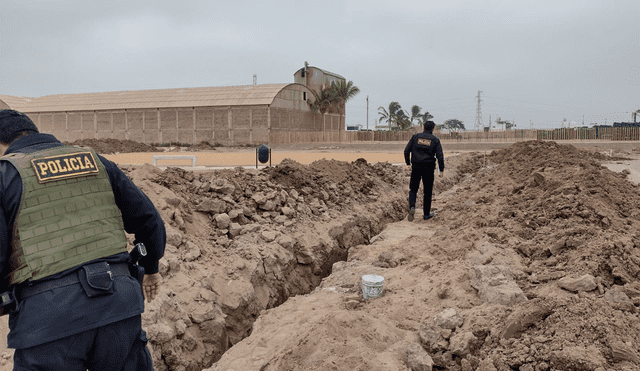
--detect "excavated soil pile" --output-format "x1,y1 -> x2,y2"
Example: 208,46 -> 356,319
209,141 -> 640,371
189,141 -> 222,151
65,138 -> 159,154
440,140 -> 640,370
117,155 -> 439,370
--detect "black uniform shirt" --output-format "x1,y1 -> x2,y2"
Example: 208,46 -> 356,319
404,130 -> 445,172
0,133 -> 166,349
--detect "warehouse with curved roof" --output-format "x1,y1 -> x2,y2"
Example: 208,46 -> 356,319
0,66 -> 346,145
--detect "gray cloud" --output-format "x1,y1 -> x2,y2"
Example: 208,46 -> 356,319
1,0 -> 638,130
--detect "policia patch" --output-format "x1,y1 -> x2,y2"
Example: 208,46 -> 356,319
417,138 -> 432,146
31,151 -> 99,183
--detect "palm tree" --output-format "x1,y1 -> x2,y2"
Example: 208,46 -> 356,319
410,105 -> 422,126
410,109 -> 433,127
309,88 -> 337,136
330,80 -> 360,129
331,80 -> 360,105
396,110 -> 411,130
378,101 -> 402,130
422,111 -> 434,124
377,106 -> 392,129
309,88 -> 335,115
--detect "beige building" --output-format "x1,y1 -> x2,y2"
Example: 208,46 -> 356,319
0,67 -> 345,146
294,64 -> 345,96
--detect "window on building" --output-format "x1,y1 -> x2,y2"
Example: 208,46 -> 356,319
303,92 -> 306,101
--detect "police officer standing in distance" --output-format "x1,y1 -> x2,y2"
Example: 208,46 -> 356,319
0,109 -> 165,370
404,120 -> 444,221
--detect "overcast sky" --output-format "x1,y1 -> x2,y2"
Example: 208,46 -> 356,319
1,0 -> 639,130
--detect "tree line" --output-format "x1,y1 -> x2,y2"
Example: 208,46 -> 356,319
377,102 -> 433,130
307,84 -> 473,133
377,102 -> 466,132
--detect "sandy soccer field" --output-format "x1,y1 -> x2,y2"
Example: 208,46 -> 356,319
103,151 -> 411,168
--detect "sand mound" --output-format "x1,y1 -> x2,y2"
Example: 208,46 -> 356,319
65,138 -> 158,154
211,141 -> 640,371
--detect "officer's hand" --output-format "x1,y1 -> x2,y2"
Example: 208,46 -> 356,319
439,171 -> 444,178
406,164 -> 411,171
142,273 -> 162,302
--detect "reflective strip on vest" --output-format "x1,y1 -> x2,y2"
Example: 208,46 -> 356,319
1,146 -> 127,285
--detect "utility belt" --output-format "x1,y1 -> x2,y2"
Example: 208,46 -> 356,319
0,243 -> 147,316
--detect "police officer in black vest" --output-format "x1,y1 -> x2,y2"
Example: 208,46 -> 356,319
404,120 -> 444,221
0,109 -> 165,370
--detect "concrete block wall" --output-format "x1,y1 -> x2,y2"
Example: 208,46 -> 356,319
195,108 -> 213,144
213,108 -> 229,144
97,112 -> 112,140
24,104 -> 327,146
270,109 -> 341,132
143,110 -> 159,144
176,109 -> 192,144
251,108 -> 269,144
127,111 -> 143,143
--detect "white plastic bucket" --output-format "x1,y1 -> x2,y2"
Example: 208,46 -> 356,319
362,274 -> 384,299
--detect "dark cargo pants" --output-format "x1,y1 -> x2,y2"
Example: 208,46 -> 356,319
12,315 -> 151,371
409,162 -> 436,217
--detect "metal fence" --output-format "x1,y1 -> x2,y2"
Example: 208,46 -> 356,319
269,130 -> 417,143
536,126 -> 640,141
269,127 -> 640,144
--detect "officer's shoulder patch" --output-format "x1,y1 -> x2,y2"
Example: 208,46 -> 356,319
31,151 -> 99,183
417,138 -> 432,146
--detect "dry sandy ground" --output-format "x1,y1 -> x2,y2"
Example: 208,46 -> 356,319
103,151 -> 410,168
100,140 -> 640,169
2,139 -> 640,371
207,143 -> 640,371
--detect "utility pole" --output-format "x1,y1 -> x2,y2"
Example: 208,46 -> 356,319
253,74 -> 257,85
366,95 -> 369,130
475,90 -> 483,130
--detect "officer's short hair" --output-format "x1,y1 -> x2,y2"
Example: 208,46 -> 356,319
0,109 -> 39,144
424,121 -> 436,133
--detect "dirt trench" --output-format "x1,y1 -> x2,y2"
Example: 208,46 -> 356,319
208,142 -> 640,371
122,156 -> 466,371
6,140 -> 640,370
